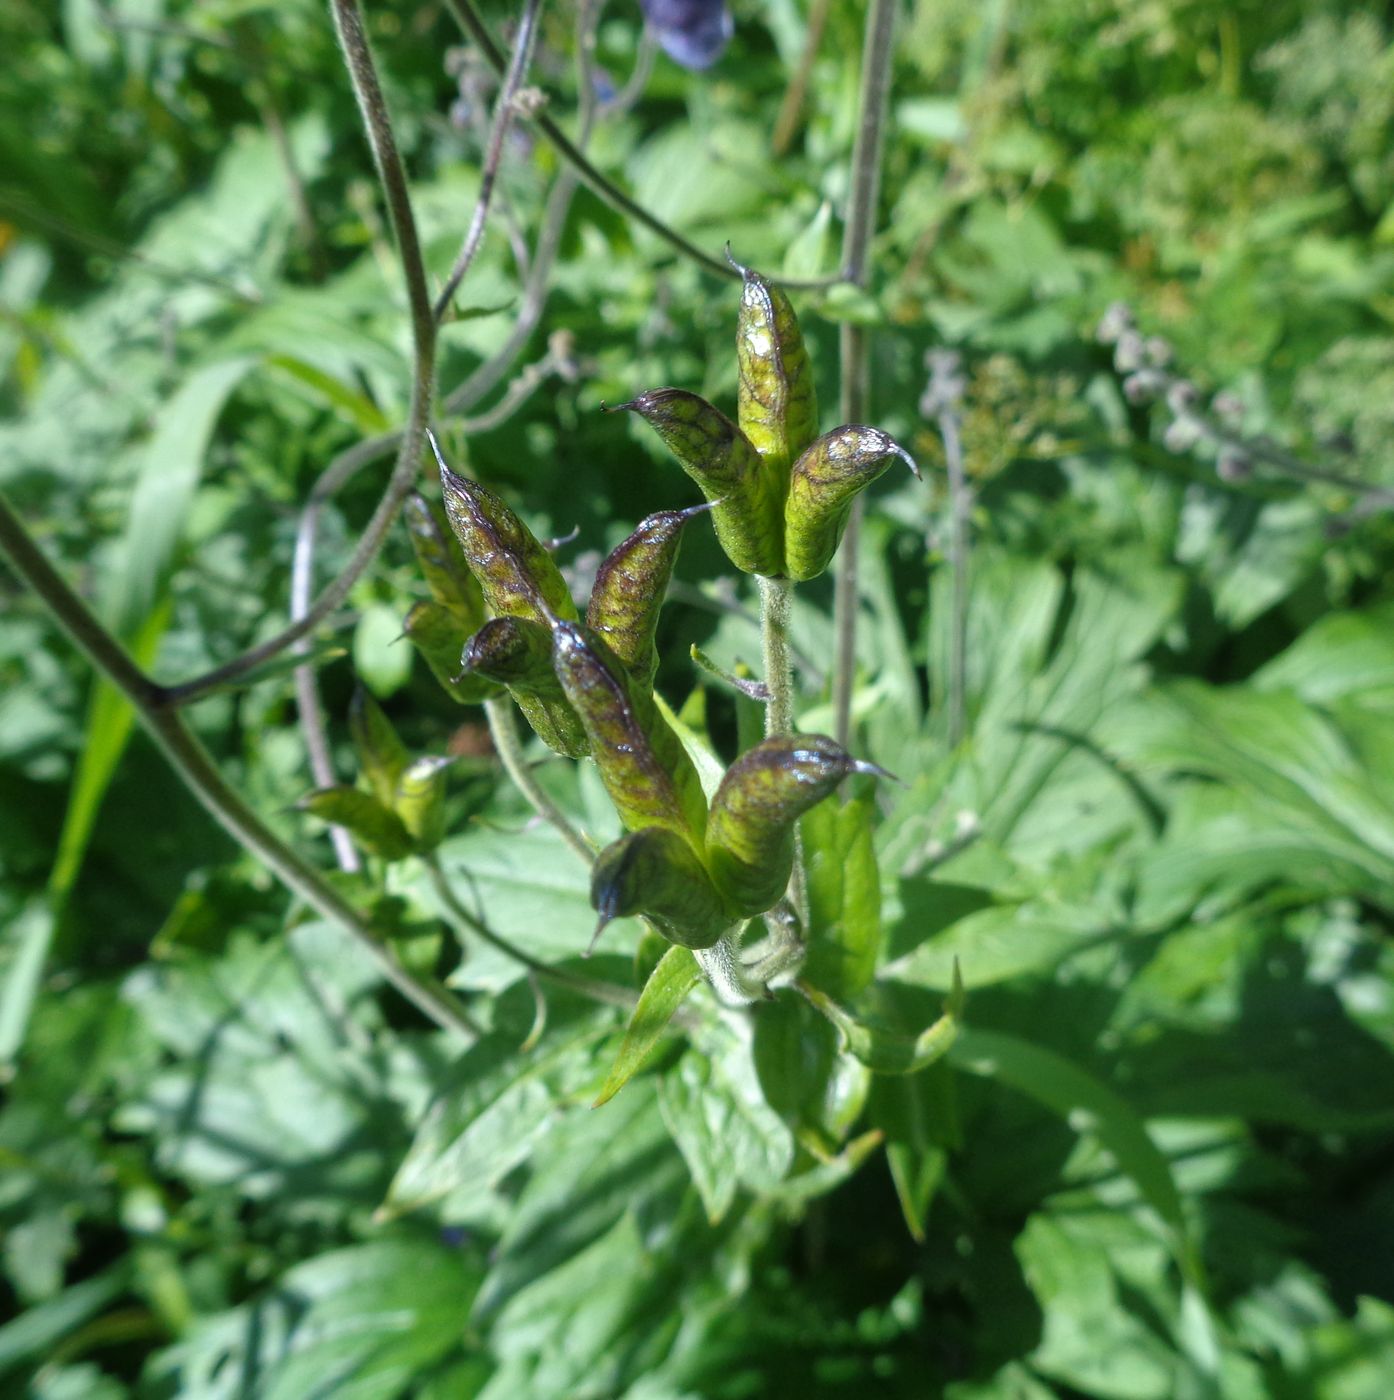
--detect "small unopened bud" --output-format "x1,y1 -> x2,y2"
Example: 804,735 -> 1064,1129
1216,447 -> 1253,483
1166,380 -> 1199,416
1114,330 -> 1146,373
1163,416 -> 1202,453
1210,391 -> 1243,426
1144,336 -> 1173,368
1096,301 -> 1134,345
547,328 -> 580,382
512,86 -> 547,118
1122,370 -> 1164,405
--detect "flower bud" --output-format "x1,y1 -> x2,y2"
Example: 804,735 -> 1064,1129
733,256 -> 819,483
783,426 -> 919,581
705,734 -> 885,917
616,388 -> 784,576
591,826 -> 730,951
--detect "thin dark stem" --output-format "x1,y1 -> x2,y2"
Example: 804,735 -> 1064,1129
485,699 -> 595,866
433,0 -> 544,322
939,406 -> 969,746
157,0 -> 437,708
831,0 -> 897,749
1204,415 -> 1394,508
840,0 -> 896,287
330,0 -> 434,350
442,0 -> 737,281
423,856 -> 635,1011
0,493 -> 481,1042
277,0 -> 622,771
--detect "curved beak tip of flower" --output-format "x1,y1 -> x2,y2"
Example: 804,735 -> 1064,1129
585,912 -> 613,958
852,758 -> 900,785
893,442 -> 922,480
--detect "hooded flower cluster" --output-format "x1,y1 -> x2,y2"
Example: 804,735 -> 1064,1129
320,266 -> 910,953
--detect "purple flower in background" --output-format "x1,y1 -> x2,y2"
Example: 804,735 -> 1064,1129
640,0 -> 733,70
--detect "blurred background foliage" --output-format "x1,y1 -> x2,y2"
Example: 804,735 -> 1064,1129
2,0 -> 1394,1395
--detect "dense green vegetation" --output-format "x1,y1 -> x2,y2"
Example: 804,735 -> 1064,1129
3,1 -> 1394,1395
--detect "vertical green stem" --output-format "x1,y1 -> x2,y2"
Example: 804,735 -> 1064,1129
758,571 -> 810,940
831,0 -> 898,748
758,574 -> 796,737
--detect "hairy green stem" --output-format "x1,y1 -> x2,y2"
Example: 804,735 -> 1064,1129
485,699 -> 595,866
758,574 -> 797,738
756,572 -> 809,957
0,494 -> 481,1043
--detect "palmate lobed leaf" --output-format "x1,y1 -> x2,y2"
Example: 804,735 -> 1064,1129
948,1027 -> 1199,1285
386,996 -> 618,1219
657,1020 -> 795,1223
1104,680 -> 1394,906
144,1239 -> 481,1400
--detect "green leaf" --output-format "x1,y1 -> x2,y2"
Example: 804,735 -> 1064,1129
885,1142 -> 947,1243
107,358 -> 255,639
781,199 -> 834,279
657,1026 -> 795,1223
593,945 -> 699,1107
885,898 -> 1115,991
348,687 -> 410,809
801,795 -> 882,1000
473,1080 -> 687,1319
752,992 -> 870,1150
145,1240 -> 480,1400
0,900 -> 55,1073
1106,681 -> 1394,907
298,786 -> 414,860
948,1027 -> 1198,1282
427,825 -> 598,993
353,602 -> 414,699
0,1262 -> 132,1380
1254,601 -> 1394,710
383,998 -> 614,1220
266,352 -> 391,435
